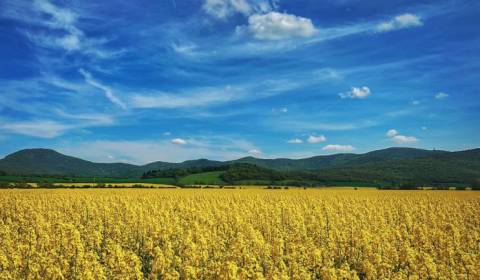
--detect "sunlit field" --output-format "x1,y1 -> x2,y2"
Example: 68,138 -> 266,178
0,189 -> 479,279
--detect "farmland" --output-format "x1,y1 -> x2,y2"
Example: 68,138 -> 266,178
0,189 -> 478,279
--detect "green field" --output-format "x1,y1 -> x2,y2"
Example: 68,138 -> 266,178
178,171 -> 226,185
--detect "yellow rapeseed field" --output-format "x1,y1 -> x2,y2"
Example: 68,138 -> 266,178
0,189 -> 479,280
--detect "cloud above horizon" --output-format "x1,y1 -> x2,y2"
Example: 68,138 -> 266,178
307,135 -> 327,144
287,138 -> 303,144
322,144 -> 355,152
386,129 -> 418,144
171,138 -> 187,145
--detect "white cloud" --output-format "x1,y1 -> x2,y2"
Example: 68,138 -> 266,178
34,0 -> 77,27
171,138 -> 187,145
377,13 -> 423,32
391,135 -> 418,144
421,126 -> 428,131
313,68 -> 342,80
339,86 -> 371,99
132,88 -> 235,109
55,34 -> 81,51
411,100 -> 420,106
79,69 -> 127,109
386,129 -> 418,144
435,92 -> 449,99
247,12 -> 317,40
163,132 -> 172,136
171,42 -> 197,56
307,135 -> 327,144
0,110 -> 118,139
131,76 -> 312,110
203,0 -> 252,19
287,138 -> 303,144
265,119 -> 377,132
202,0 -> 275,19
31,0 -> 84,51
386,129 -> 399,137
248,149 -> 262,156
54,109 -> 114,125
3,0 -> 120,59
322,144 -> 355,152
0,119 -> 70,138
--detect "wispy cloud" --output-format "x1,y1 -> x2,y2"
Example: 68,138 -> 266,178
0,111 -> 116,139
54,109 -> 114,125
0,119 -> 70,138
435,92 -> 449,99
2,0 -> 122,59
287,138 -> 303,144
267,119 -> 377,132
131,87 -> 236,109
79,69 -> 127,109
322,144 -> 355,152
377,13 -> 423,32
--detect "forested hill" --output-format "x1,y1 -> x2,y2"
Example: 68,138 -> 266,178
0,148 -> 479,186
141,149 -> 480,186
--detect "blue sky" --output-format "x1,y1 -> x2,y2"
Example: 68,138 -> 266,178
0,0 -> 479,164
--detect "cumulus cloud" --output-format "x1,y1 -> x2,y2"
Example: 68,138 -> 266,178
287,138 -> 303,144
339,86 -> 371,99
246,12 -> 317,40
171,138 -> 187,145
435,92 -> 449,99
307,135 -> 327,144
386,129 -> 418,144
386,129 -> 399,137
322,144 -> 355,152
377,13 -> 423,32
79,69 -> 127,109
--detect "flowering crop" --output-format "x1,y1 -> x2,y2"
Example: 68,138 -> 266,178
0,189 -> 478,279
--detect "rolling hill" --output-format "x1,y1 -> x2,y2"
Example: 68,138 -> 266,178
231,147 -> 448,171
0,148 -> 478,186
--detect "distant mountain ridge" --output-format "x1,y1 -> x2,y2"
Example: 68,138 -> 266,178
0,148 -> 478,182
